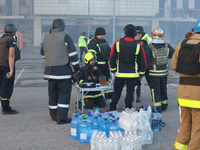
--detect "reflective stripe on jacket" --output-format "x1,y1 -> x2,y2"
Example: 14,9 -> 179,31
110,36 -> 146,78
171,34 -> 200,108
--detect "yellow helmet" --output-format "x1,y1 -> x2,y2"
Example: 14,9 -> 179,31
84,52 -> 96,64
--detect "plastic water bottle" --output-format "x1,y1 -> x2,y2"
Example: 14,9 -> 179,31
91,116 -> 101,135
87,113 -> 94,125
97,114 -> 103,123
93,107 -> 99,117
71,115 -> 80,140
72,111 -> 79,120
107,113 -> 114,123
151,110 -> 162,131
117,117 -> 125,135
100,118 -> 110,137
90,131 -> 107,150
109,120 -> 120,132
99,110 -> 106,119
79,113 -> 85,121
79,118 -> 91,143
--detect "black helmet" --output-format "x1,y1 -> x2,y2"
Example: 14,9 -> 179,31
95,27 -> 106,36
82,32 -> 86,36
4,24 -> 17,33
124,24 -> 136,36
136,26 -> 144,34
52,19 -> 66,30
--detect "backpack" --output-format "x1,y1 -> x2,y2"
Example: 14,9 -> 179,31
176,39 -> 200,75
149,43 -> 168,66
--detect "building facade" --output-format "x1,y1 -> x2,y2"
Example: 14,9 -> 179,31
0,0 -> 199,47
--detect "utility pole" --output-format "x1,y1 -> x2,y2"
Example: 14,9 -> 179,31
87,0 -> 90,37
113,0 -> 116,44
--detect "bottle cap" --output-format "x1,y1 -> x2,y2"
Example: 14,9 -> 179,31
94,107 -> 99,111
95,116 -> 98,119
75,115 -> 79,117
83,117 -> 87,120
88,114 -> 92,116
75,111 -> 79,113
99,110 -> 103,113
98,114 -> 102,117
104,118 -> 107,120
79,113 -> 83,115
112,120 -> 116,122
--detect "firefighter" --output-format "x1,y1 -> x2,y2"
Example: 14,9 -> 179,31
0,24 -> 19,115
135,26 -> 152,102
172,19 -> 200,150
148,27 -> 175,113
79,52 -> 106,109
41,19 -> 80,124
109,24 -> 146,110
78,32 -> 87,62
88,27 -> 112,99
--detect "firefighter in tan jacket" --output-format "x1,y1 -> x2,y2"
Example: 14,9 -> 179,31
172,18 -> 200,150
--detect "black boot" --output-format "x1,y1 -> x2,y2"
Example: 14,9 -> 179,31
153,106 -> 162,113
162,104 -> 168,111
2,107 -> 18,115
57,118 -> 71,125
136,85 -> 141,102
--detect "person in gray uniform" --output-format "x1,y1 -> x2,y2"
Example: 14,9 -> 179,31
41,19 -> 80,124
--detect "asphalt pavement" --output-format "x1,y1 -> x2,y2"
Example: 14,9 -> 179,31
0,46 -> 180,150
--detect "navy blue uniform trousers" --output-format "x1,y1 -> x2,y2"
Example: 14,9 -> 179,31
0,65 -> 15,111
110,77 -> 138,110
48,79 -> 72,120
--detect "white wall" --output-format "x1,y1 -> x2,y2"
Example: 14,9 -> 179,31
0,0 -> 6,5
34,0 -> 159,16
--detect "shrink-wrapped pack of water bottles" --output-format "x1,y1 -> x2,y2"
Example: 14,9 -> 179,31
71,106 -> 162,150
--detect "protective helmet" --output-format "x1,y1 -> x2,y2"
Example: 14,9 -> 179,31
84,52 -> 96,64
52,19 -> 66,30
194,18 -> 200,33
136,26 -> 144,34
82,32 -> 86,36
151,27 -> 164,39
95,27 -> 106,36
124,24 -> 136,36
4,24 -> 17,33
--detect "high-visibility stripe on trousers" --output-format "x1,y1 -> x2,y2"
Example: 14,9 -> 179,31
149,75 -> 168,110
175,106 -> 200,150
48,79 -> 71,120
0,66 -> 15,111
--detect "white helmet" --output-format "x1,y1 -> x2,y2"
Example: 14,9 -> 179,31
151,27 -> 164,39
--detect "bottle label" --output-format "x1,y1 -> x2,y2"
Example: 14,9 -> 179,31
71,128 -> 77,136
80,133 -> 87,140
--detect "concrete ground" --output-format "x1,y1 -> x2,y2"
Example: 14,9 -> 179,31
0,46 -> 180,150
